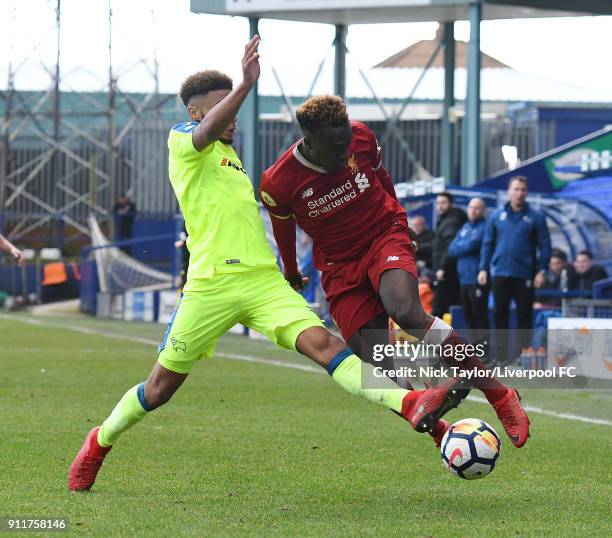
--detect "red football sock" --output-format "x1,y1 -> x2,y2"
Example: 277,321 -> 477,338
429,419 -> 449,441
424,318 -> 508,405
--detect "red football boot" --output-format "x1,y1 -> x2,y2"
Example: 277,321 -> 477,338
429,419 -> 451,448
492,388 -> 531,447
402,378 -> 470,433
67,427 -> 112,491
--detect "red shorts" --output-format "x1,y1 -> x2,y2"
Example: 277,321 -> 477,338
320,223 -> 418,342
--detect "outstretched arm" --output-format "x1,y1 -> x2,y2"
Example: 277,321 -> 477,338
269,214 -> 305,289
260,174 -> 304,290
0,234 -> 24,266
192,36 -> 261,151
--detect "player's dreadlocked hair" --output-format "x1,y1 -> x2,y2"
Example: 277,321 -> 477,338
179,70 -> 233,107
296,95 -> 349,130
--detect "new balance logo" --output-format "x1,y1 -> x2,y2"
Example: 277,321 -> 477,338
354,172 -> 370,193
387,256 -> 399,262
302,187 -> 314,198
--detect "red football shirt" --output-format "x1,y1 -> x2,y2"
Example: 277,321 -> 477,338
260,121 -> 407,270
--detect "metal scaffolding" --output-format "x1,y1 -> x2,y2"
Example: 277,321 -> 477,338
0,0 -> 180,250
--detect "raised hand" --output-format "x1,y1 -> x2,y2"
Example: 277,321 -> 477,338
11,246 -> 25,267
242,35 -> 261,88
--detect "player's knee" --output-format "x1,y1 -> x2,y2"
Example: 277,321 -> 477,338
296,327 -> 347,365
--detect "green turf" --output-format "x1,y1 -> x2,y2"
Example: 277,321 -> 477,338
1,314 -> 611,537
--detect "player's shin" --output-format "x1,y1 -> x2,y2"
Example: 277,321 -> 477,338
97,383 -> 151,447
424,317 -> 507,404
327,348 -> 410,413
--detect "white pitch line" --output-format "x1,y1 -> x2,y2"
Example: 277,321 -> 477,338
4,313 -> 612,427
217,352 -> 322,374
467,395 -> 612,427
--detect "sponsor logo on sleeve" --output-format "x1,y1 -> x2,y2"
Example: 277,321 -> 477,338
261,190 -> 277,207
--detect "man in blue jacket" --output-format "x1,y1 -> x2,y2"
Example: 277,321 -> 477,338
448,197 -> 488,338
478,176 -> 551,363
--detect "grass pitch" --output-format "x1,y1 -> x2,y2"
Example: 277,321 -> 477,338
1,313 -> 611,537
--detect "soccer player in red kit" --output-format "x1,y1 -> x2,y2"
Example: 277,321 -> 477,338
260,95 -> 531,448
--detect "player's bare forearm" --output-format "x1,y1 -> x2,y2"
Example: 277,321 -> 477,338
270,213 -> 299,277
192,36 -> 260,150
192,82 -> 251,150
0,234 -> 15,254
0,234 -> 24,266
0,235 -> 9,252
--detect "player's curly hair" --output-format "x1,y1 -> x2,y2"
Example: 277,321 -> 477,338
296,95 -> 349,130
179,70 -> 233,107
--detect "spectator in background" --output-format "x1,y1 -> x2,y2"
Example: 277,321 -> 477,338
172,209 -> 190,289
113,193 -> 137,254
174,227 -> 190,289
431,192 -> 467,317
417,267 -> 435,315
478,176 -> 551,363
573,250 -> 608,294
542,248 -> 576,306
447,197 -> 488,339
0,233 -> 25,266
410,214 -> 433,270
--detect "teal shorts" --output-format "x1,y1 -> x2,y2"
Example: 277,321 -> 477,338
157,268 -> 323,373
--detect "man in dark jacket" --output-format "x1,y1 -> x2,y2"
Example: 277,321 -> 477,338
478,176 -> 551,363
410,214 -> 434,270
448,197 -> 488,338
542,248 -> 576,306
572,250 -> 608,295
432,192 -> 467,317
113,193 -> 137,254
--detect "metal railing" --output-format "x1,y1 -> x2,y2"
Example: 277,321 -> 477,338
562,299 -> 612,318
2,116 -> 555,240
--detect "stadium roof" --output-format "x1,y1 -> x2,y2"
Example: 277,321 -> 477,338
255,66 -> 612,104
191,0 -> 612,24
360,30 -> 612,104
375,26 -> 508,68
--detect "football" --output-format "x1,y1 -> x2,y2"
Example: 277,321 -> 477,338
440,418 -> 501,480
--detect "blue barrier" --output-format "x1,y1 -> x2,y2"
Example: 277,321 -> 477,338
593,277 -> 612,299
79,259 -> 99,314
